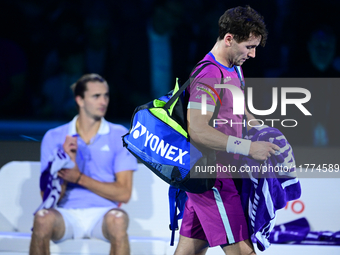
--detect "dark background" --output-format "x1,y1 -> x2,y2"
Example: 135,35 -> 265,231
1,0 -> 340,167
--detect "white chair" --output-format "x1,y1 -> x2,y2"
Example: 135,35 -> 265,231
2,161 -> 339,255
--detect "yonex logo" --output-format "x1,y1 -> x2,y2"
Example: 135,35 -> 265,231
130,121 -> 188,165
234,141 -> 241,145
131,121 -> 147,139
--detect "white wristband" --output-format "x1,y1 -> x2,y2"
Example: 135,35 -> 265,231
226,136 -> 251,156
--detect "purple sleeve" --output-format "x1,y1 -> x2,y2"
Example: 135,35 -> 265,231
187,66 -> 222,109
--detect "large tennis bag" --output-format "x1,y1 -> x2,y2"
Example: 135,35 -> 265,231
122,61 -> 224,193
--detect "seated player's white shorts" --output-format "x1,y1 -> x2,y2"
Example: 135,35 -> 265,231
53,206 -> 116,243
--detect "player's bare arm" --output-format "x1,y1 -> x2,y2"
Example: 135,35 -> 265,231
77,170 -> 133,203
187,108 -> 228,151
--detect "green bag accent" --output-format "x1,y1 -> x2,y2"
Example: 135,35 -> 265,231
150,78 -> 187,137
152,78 -> 180,114
153,99 -> 166,108
168,78 -> 180,116
149,107 -> 188,138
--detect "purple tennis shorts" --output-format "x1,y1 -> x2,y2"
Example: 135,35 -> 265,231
180,176 -> 249,247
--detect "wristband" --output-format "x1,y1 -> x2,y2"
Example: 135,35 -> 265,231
226,136 -> 251,156
75,172 -> 83,184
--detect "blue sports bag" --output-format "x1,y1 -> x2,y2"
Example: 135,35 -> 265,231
122,61 -> 224,194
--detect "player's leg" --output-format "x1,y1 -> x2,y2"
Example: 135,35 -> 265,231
29,209 -> 66,255
100,208 -> 130,255
181,177 -> 250,254
221,239 -> 256,255
174,235 -> 209,255
175,193 -> 210,255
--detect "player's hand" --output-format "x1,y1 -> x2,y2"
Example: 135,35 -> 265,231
58,166 -> 81,183
249,141 -> 280,161
63,135 -> 78,161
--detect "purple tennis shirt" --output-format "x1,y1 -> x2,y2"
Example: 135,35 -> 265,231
40,116 -> 138,209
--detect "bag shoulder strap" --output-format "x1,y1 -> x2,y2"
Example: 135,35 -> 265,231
164,60 -> 224,113
234,65 -> 245,90
169,186 -> 187,246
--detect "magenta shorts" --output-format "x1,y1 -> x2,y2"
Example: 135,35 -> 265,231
179,177 -> 249,247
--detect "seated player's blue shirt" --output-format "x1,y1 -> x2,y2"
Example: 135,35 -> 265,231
40,116 -> 138,209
